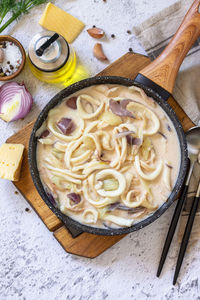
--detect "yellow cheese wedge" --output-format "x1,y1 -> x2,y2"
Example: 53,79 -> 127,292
0,144 -> 24,181
39,3 -> 85,43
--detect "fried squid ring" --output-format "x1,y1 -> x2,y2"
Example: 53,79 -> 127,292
102,214 -> 134,227
54,142 -> 68,152
83,133 -> 101,154
38,138 -> 54,145
95,169 -> 126,197
64,136 -> 89,170
122,190 -> 157,209
110,127 -> 128,169
134,155 -> 162,181
83,181 -> 117,208
127,101 -> 160,135
128,86 -> 156,107
163,163 -> 172,191
77,94 -> 104,119
96,131 -> 114,150
82,209 -> 98,224
60,198 -> 83,213
48,117 -> 84,142
45,164 -> 85,180
82,161 -> 109,176
84,120 -> 99,134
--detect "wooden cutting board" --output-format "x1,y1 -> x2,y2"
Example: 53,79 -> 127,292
6,52 -> 194,258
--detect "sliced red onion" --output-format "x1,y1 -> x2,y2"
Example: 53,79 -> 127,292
45,188 -> 57,206
120,99 -> 132,109
158,131 -> 167,140
126,136 -> 142,146
103,222 -> 113,229
166,124 -> 172,132
108,202 -> 120,211
128,207 -> 146,215
166,163 -> 173,169
109,99 -> 134,118
118,205 -> 144,213
39,129 -> 50,139
98,153 -> 110,163
67,193 -> 81,204
0,82 -> 33,122
66,97 -> 77,109
57,118 -> 76,135
115,130 -> 135,139
108,202 -> 145,213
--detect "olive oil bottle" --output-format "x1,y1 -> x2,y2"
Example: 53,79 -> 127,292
28,31 -> 89,86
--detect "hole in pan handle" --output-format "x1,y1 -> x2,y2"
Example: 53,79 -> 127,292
135,0 -> 200,98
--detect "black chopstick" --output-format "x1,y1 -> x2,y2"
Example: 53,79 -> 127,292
157,184 -> 189,277
173,181 -> 200,285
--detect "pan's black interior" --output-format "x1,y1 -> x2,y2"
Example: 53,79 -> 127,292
28,76 -> 188,236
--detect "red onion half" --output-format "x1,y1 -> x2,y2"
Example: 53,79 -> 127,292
0,82 -> 33,122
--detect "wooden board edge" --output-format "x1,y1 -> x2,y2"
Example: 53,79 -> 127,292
53,226 -> 126,258
12,182 -> 63,232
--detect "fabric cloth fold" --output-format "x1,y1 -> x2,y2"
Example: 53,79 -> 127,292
133,0 -> 200,125
133,0 -> 200,244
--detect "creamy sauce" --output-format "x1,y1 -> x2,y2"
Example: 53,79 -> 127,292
37,84 -> 181,228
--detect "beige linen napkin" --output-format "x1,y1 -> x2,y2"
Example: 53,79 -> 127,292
133,0 -> 200,244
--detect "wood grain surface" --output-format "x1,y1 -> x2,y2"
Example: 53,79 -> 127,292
7,52 -> 194,258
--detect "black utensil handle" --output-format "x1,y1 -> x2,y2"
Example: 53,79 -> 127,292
173,195 -> 200,285
157,184 -> 189,277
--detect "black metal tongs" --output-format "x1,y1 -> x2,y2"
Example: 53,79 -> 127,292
157,125 -> 200,284
173,179 -> 200,284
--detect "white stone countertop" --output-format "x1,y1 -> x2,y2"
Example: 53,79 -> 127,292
1,1 -> 200,299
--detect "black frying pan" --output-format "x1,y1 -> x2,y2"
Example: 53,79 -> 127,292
29,0 -> 200,237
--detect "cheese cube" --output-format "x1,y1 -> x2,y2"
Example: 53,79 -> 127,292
0,144 -> 24,181
39,3 -> 85,43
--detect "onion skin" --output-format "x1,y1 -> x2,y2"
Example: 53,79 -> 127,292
67,193 -> 81,204
0,82 -> 33,122
66,97 -> 77,109
126,136 -> 141,146
39,129 -> 50,139
115,130 -> 135,139
109,99 -> 134,118
57,118 -> 76,135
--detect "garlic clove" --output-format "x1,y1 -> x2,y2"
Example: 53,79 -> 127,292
0,48 -> 4,63
93,43 -> 108,61
87,27 -> 105,39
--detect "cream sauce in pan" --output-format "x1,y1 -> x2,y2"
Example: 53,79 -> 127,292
37,84 -> 181,228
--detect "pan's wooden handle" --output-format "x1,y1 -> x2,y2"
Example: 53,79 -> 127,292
139,0 -> 200,93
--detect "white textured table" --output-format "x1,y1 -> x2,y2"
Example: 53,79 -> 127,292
1,1 -> 200,299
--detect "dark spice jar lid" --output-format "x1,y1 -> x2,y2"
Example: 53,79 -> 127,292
28,31 -> 70,72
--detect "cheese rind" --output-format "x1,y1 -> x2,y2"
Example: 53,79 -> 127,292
0,144 -> 24,181
39,3 -> 85,43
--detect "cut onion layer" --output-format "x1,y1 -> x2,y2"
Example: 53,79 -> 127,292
0,82 -> 33,122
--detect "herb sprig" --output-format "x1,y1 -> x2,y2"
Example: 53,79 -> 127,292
0,0 -> 48,33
